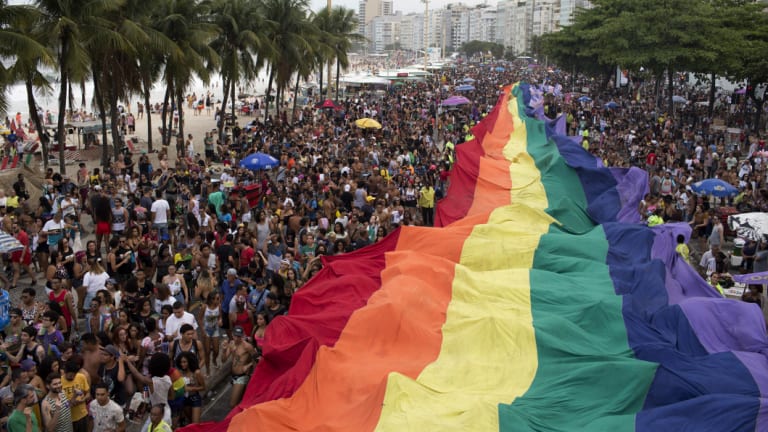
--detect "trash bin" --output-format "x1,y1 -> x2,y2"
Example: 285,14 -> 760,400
0,290 -> 9,332
732,238 -> 745,267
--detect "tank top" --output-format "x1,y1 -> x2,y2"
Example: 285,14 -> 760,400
233,310 -> 253,337
111,207 -> 126,231
49,290 -> 72,327
172,339 -> 199,362
45,393 -> 73,432
203,306 -> 220,331
21,305 -> 38,327
167,277 -> 182,296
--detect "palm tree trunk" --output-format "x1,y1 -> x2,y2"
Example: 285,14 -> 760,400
176,88 -> 186,145
275,85 -> 281,118
230,80 -> 236,123
161,84 -> 170,146
68,81 -> 75,119
26,79 -> 48,169
265,68 -> 274,122
335,58 -> 341,101
57,44 -> 69,175
177,89 -> 185,144
220,76 -> 230,141
142,73 -> 153,152
109,77 -> 122,163
318,67 -> 323,102
92,69 -> 109,167
292,77 -> 300,125
708,72 -> 716,119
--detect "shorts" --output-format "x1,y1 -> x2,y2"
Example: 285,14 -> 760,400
231,374 -> 250,385
205,149 -> 215,158
204,325 -> 220,338
11,250 -> 31,265
96,221 -> 111,236
36,243 -> 49,254
184,392 -> 202,407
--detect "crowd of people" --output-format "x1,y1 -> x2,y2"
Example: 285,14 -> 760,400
0,58 -> 763,432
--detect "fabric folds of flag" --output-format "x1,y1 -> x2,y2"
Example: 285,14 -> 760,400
180,83 -> 768,432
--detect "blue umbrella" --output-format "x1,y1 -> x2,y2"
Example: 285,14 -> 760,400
456,84 -> 475,92
578,96 -> 592,103
494,67 -> 506,72
240,152 -> 279,171
0,231 -> 22,253
604,101 -> 620,109
461,77 -> 475,83
690,179 -> 738,197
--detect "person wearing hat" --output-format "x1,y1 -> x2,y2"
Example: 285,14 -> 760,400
222,326 -> 256,409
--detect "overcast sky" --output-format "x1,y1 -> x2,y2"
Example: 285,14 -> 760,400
310,0 -> 497,14
10,0 -> 498,18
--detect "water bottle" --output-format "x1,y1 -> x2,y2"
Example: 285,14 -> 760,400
143,386 -> 150,402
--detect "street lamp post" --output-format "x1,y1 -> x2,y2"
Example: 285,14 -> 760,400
423,0 -> 429,71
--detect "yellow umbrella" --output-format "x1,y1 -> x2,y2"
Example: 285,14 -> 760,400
355,118 -> 382,129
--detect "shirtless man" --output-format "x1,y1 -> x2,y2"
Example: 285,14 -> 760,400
222,326 -> 255,408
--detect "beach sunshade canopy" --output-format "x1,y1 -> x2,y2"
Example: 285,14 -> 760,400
239,152 -> 279,171
456,85 -> 475,92
604,101 -> 620,109
578,96 -> 592,102
690,178 -> 738,197
355,118 -> 382,129
672,95 -> 688,103
316,99 -> 339,109
441,96 -> 471,106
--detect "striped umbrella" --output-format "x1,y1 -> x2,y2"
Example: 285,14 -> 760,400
0,231 -> 23,253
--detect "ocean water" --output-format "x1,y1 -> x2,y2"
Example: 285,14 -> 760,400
2,72 -> 272,120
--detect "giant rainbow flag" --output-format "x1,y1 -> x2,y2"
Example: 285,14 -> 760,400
182,83 -> 768,432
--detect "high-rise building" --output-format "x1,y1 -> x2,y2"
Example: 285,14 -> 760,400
358,0 -> 395,45
559,0 -> 593,27
400,13 -> 424,52
370,12 -> 402,52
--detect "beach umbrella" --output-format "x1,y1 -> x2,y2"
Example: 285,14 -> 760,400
461,77 -> 476,83
240,152 -> 279,171
494,67 -> 505,72
355,118 -> 382,129
690,178 -> 738,197
735,88 -> 747,95
315,99 -> 339,110
456,85 -> 475,92
0,231 -> 22,253
441,96 -> 471,107
672,95 -> 688,104
578,96 -> 592,103
604,101 -> 620,109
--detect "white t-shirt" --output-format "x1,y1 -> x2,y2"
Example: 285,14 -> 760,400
164,311 -> 199,340
89,399 -> 125,432
82,271 -> 109,304
150,199 -> 170,224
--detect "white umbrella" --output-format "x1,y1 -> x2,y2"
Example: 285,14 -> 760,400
672,95 -> 688,104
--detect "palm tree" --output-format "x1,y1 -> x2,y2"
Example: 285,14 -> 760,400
210,0 -> 271,141
261,0 -> 314,122
311,8 -> 336,100
153,0 -> 220,147
327,6 -> 364,101
3,4 -> 55,168
35,0 -> 115,173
